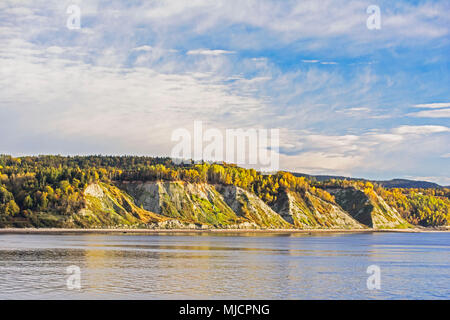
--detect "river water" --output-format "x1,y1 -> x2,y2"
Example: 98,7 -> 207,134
0,232 -> 448,299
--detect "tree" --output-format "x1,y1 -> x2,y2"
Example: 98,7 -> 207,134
5,200 -> 20,216
24,195 -> 33,209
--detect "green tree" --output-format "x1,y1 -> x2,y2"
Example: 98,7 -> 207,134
5,200 -> 20,216
24,195 -> 33,209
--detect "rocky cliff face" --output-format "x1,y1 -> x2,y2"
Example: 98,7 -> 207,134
121,181 -> 248,227
326,187 -> 410,228
74,182 -> 167,228
75,181 -> 411,229
271,190 -> 364,229
216,185 -> 291,228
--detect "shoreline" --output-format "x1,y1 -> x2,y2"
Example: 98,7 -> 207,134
0,227 -> 448,235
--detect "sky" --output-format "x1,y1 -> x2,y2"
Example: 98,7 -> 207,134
0,0 -> 449,184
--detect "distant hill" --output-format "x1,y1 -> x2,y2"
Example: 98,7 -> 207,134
376,179 -> 442,189
291,173 -> 442,189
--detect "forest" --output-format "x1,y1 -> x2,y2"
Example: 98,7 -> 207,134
0,155 -> 448,227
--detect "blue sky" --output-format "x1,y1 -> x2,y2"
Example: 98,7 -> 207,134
0,0 -> 449,184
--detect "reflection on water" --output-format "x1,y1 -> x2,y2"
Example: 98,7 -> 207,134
0,232 -> 448,299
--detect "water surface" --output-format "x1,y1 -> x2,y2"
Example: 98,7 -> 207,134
0,232 -> 448,299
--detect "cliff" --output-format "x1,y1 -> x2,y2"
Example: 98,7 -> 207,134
326,187 -> 410,229
271,189 -> 364,229
70,181 -> 409,229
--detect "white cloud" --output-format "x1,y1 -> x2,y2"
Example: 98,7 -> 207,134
281,151 -> 363,174
138,0 -> 449,51
1,0 -> 448,59
409,102 -> 450,118
0,0 -> 448,183
0,40 -> 266,156
367,133 -> 404,143
393,125 -> 450,135
407,109 -> 450,118
132,46 -> 153,52
348,107 -> 370,112
413,102 -> 450,109
45,46 -> 65,54
278,124 -> 449,177
187,49 -> 236,56
301,60 -> 337,65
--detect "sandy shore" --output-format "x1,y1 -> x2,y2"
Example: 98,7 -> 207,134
0,227 -> 448,234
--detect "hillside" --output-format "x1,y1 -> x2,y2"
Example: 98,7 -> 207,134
0,155 -> 448,229
292,173 -> 442,188
122,181 -> 251,227
326,187 -> 409,228
117,181 -> 362,229
271,189 -> 364,229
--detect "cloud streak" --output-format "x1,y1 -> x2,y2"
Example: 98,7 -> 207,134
187,49 -> 236,56
408,109 -> 450,118
413,102 -> 450,109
